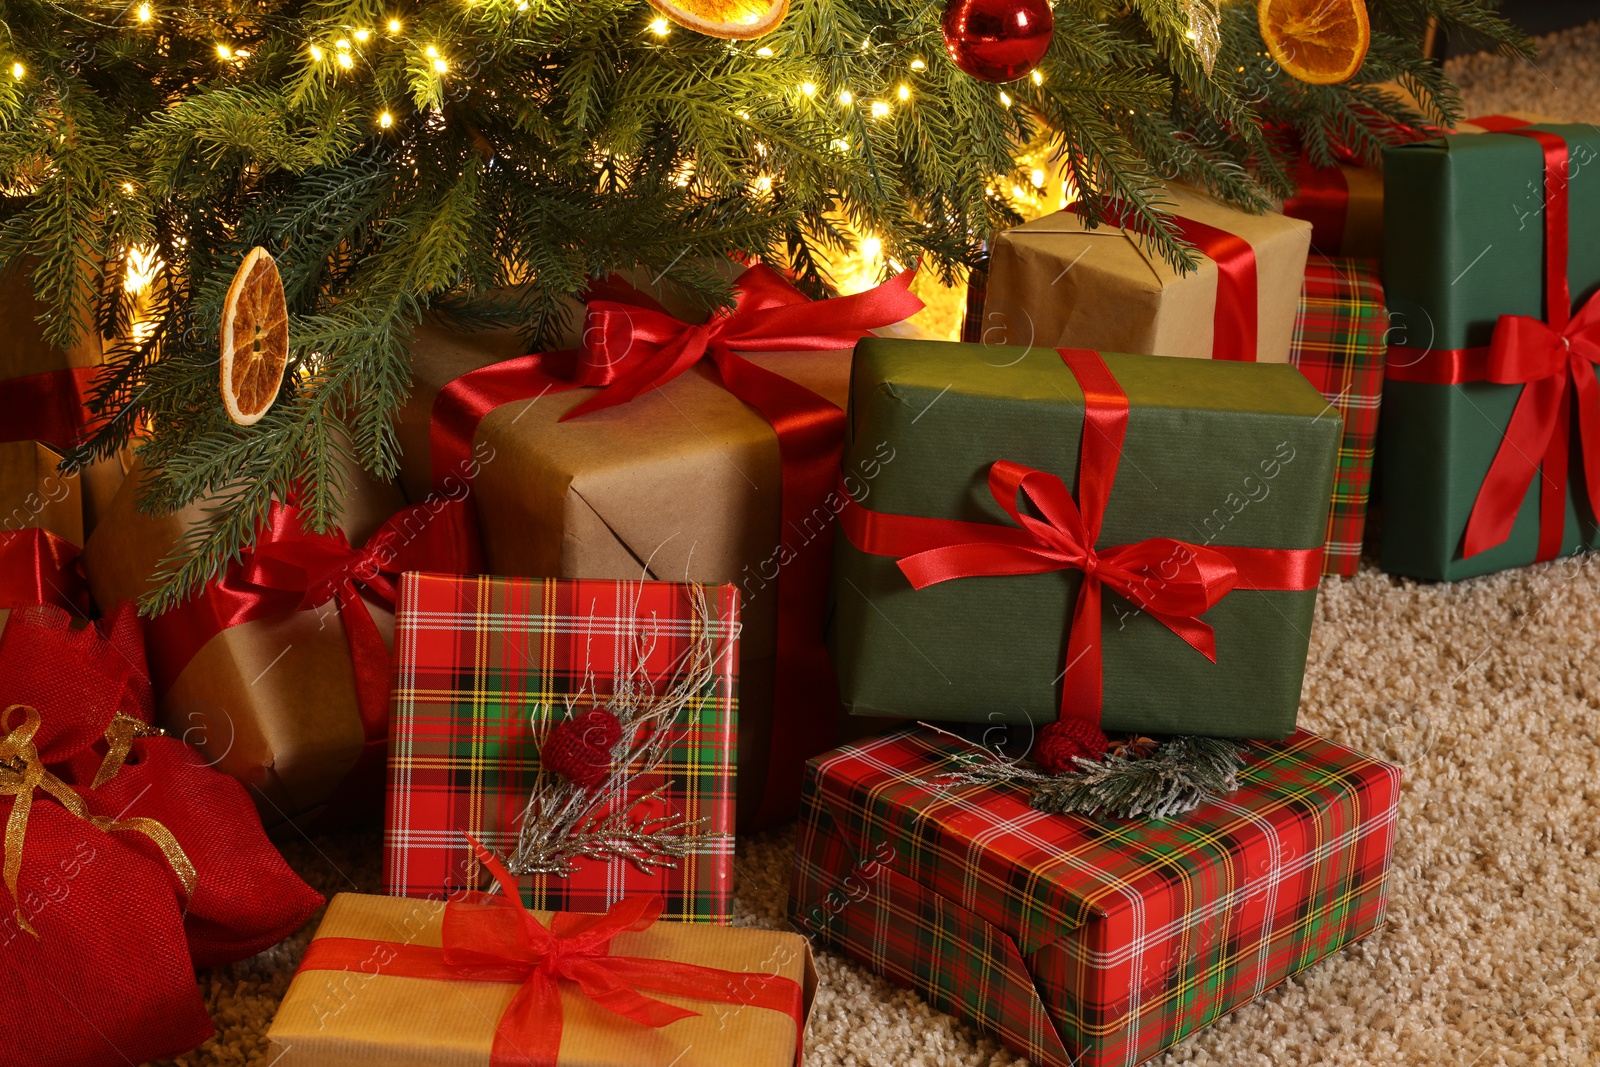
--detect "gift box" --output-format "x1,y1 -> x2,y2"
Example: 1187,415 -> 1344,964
832,338 -> 1336,738
0,603 -> 321,1067
789,726 -> 1401,1067
1282,157 -> 1386,259
980,186 -> 1312,362
395,264 -> 923,827
270,851 -> 814,1067
81,460 -> 479,828
1379,122 -> 1600,580
384,572 -> 739,924
1289,256 -> 1388,576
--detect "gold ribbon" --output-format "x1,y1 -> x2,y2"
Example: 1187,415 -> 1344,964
93,711 -> 164,789
0,703 -> 197,937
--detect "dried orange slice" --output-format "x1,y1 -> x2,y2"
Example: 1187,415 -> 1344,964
1258,0 -> 1370,85
646,0 -> 787,39
219,246 -> 289,426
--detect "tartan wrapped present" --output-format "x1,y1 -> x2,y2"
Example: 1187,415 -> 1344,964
1380,122 -> 1600,579
384,572 -> 740,924
1289,256 -> 1388,576
832,339 -> 1337,739
789,725 -> 1402,1067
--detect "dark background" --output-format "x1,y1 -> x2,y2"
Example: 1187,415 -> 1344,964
1437,1 -> 1598,56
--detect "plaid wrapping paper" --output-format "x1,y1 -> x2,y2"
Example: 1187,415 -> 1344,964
789,726 -> 1402,1067
385,572 -> 739,924
1290,256 -> 1387,577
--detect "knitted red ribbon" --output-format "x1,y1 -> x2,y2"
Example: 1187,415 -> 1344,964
145,498 -> 482,760
1386,128 -> 1599,561
296,837 -> 805,1067
429,265 -> 924,824
837,347 -> 1321,727
0,367 -> 98,452
1071,201 -> 1258,360
0,528 -> 88,614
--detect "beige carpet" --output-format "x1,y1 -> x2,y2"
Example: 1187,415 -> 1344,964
159,25 -> 1600,1067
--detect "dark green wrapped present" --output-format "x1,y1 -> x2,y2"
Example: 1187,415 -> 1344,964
1380,123 -> 1600,580
830,339 -> 1337,738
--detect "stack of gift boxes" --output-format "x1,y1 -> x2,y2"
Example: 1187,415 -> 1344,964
3,103 -> 1597,1067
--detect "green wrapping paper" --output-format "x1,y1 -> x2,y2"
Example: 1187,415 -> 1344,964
830,338 -> 1338,738
1380,124 -> 1600,580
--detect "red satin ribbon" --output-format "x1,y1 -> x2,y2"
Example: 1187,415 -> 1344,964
146,497 -> 482,762
296,838 -> 804,1067
1072,202 -> 1259,361
1466,114 -> 1534,132
1283,160 -> 1350,254
1387,128 -> 1598,562
0,528 -> 88,614
0,368 -> 97,452
429,265 -> 924,824
837,348 -> 1321,726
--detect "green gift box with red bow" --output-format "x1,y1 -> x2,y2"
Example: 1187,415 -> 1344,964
1380,122 -> 1600,580
830,339 -> 1338,739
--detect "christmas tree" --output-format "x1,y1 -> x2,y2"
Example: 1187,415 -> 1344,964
0,0 -> 1525,606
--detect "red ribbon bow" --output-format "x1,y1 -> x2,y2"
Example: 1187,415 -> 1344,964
1387,127 -> 1598,562
430,264 -> 924,824
147,497 -> 482,796
298,837 -> 805,1067
839,348 -> 1319,727
0,528 -> 89,615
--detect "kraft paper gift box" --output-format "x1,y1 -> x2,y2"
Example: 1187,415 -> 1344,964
395,266 -> 923,827
980,185 -> 1312,363
831,337 -> 1337,738
267,888 -> 815,1067
1379,122 -> 1600,580
384,572 -> 739,924
81,459 -> 475,828
789,726 -> 1402,1067
1289,256 -> 1388,576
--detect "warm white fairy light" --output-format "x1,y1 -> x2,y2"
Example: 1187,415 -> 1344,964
755,46 -> 773,57
897,83 -> 910,101
998,90 -> 1012,107
1031,69 -> 1043,85
124,246 -> 162,293
136,2 -> 151,21
337,52 -> 354,68
831,137 -> 850,151
379,111 -> 394,128
9,62 -> 22,80
309,43 -> 324,60
860,236 -> 882,262
838,88 -> 853,106
335,38 -> 350,49
433,56 -> 448,72
909,57 -> 926,70
215,43 -> 232,59
1031,168 -> 1045,187
354,28 -> 371,41
122,182 -> 135,193
648,17 -> 670,35
800,81 -> 816,97
424,44 -> 438,57
387,17 -> 402,31
870,100 -> 889,118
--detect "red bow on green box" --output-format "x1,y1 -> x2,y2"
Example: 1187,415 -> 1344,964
299,836 -> 804,1067
1388,127 -> 1600,562
840,347 -> 1321,729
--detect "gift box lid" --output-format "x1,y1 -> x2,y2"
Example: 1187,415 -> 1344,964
805,726 -> 1402,959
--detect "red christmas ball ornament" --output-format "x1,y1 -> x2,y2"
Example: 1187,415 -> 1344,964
941,0 -> 1053,84
1033,718 -> 1109,775
541,708 -> 624,789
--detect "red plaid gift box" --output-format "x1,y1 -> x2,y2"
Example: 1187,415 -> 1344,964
1290,255 -> 1387,576
385,573 -> 739,923
790,726 -> 1401,1067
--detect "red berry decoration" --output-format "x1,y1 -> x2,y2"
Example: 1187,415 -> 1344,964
941,0 -> 1054,84
1033,718 -> 1109,775
541,708 -> 624,789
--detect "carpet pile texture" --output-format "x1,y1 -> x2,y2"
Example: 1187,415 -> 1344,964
159,25 -> 1600,1066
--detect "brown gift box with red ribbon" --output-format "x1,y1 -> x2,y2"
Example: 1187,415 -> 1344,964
266,847 -> 814,1067
979,186 -> 1311,363
395,265 -> 924,828
80,458 -> 480,828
